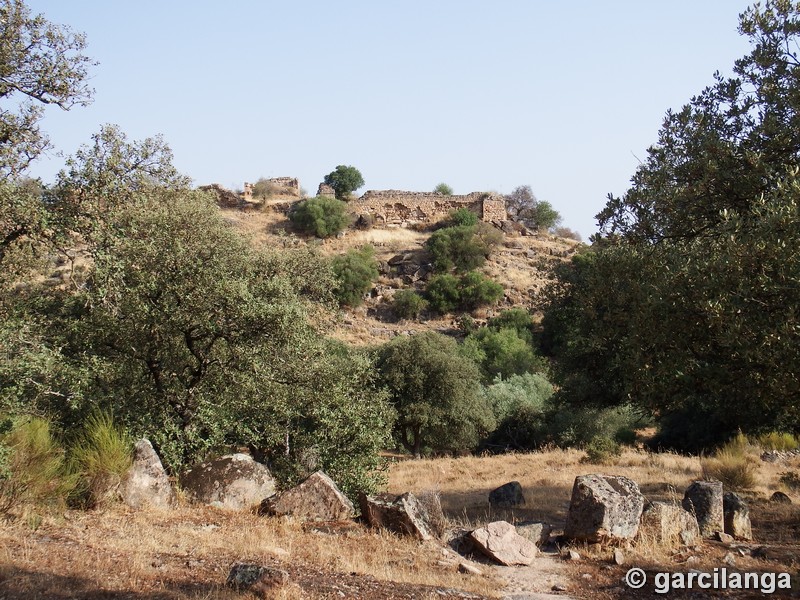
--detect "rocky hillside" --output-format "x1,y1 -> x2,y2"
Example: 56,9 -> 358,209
219,195 -> 583,346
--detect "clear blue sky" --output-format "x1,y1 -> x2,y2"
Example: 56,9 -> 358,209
25,1 -> 754,239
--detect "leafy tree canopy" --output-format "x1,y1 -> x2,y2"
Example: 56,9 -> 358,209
0,0 -> 94,177
376,332 -> 494,457
323,165 -> 364,200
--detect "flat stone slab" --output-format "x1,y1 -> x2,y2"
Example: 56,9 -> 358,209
470,521 -> 538,566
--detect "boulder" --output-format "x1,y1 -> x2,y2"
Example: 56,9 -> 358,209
682,481 -> 724,538
359,492 -> 434,540
469,521 -> 538,566
723,491 -> 753,540
563,474 -> 645,542
182,453 -> 276,511
489,481 -> 525,508
259,471 -> 353,521
771,491 -> 792,504
119,439 -> 175,510
226,563 -> 289,597
515,521 -> 552,547
639,501 -> 700,547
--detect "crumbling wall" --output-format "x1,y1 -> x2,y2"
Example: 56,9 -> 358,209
317,183 -> 336,198
351,190 -> 506,224
264,177 -> 300,195
199,183 -> 242,208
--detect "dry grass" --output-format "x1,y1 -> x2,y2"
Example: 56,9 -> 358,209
0,504 -> 498,599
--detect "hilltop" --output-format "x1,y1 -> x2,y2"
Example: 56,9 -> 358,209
212,185 -> 583,346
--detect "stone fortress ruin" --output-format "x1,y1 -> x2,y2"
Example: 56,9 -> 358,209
204,177 -> 508,224
317,183 -> 507,225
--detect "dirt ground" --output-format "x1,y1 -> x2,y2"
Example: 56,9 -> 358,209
1,449 -> 798,599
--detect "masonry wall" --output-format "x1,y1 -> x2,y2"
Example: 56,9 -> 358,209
351,190 -> 506,224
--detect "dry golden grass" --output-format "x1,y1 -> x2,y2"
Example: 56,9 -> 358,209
0,504 -> 498,599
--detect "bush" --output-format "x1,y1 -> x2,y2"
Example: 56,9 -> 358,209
426,272 -> 504,314
0,417 -> 76,514
487,308 -> 535,342
582,436 -> 622,464
548,404 -> 645,448
376,332 -> 494,456
69,411 -> 132,508
458,271 -> 504,309
700,435 -> 757,490
289,196 -> 350,238
434,183 -> 453,196
462,327 -> 546,382
392,289 -> 427,320
251,178 -> 281,200
331,247 -> 379,307
425,224 -> 500,272
448,207 -> 477,227
756,432 -> 800,451
554,226 -> 582,242
425,274 -> 463,313
481,373 -> 554,451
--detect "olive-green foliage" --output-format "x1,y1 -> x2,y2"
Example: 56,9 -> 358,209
290,196 -> 350,238
481,373 -> 554,451
448,207 -> 477,227
757,432 -> 800,451
331,246 -> 379,307
434,183 -> 453,196
0,417 -> 77,514
547,404 -> 643,449
376,332 -> 494,456
487,308 -> 536,343
425,223 -> 501,272
392,289 -> 427,320
68,411 -> 132,508
323,165 -> 364,200
462,327 -> 547,383
426,272 -> 503,314
545,3 -> 800,449
582,436 -> 622,465
458,271 -> 504,309
504,185 -> 562,231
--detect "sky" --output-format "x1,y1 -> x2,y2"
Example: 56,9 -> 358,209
24,1 -> 755,240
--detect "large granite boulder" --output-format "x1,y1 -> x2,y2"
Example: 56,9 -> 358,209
119,439 -> 175,510
639,501 -> 700,547
489,481 -> 525,508
182,453 -> 276,510
682,480 -> 724,538
359,492 -> 434,540
259,471 -> 354,521
469,521 -> 538,566
564,474 -> 645,542
723,491 -> 753,540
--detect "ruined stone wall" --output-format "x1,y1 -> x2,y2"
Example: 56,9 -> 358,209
317,183 -> 336,198
265,177 -> 300,195
351,190 -> 506,224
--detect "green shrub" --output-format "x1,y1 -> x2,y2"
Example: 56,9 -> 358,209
487,308 -> 535,343
69,411 -> 133,508
481,373 -> 554,451
458,271 -> 504,310
582,436 -> 622,464
448,207 -> 478,227
548,404 -> 645,448
251,178 -> 281,200
457,313 -> 478,335
426,274 -> 462,313
392,289 -> 427,319
289,196 -> 350,238
0,417 -> 76,514
462,327 -> 546,382
331,247 -> 379,307
426,272 -> 504,314
425,224 -> 500,272
757,431 -> 800,451
434,183 -> 453,196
